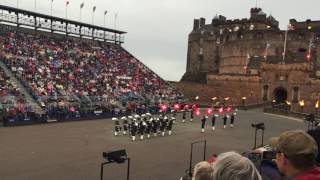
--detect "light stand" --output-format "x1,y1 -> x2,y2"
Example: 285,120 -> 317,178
187,140 -> 207,177
306,114 -> 316,131
100,150 -> 130,180
251,123 -> 265,149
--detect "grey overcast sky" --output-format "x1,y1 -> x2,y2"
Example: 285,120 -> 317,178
0,0 -> 319,81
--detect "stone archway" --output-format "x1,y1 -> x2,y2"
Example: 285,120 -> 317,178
274,87 -> 288,104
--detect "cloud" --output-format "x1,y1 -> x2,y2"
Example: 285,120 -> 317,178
1,0 -> 319,81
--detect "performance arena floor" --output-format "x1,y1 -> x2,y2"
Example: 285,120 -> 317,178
0,109 -> 306,180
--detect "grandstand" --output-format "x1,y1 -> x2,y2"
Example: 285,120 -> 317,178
0,5 -> 182,126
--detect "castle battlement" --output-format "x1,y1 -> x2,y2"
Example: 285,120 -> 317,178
180,7 -> 320,114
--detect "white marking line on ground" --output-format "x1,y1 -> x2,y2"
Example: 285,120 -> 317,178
263,113 -> 304,123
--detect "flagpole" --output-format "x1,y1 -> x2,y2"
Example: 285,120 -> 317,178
282,29 -> 288,63
114,13 -> 118,42
245,54 -> 250,74
308,38 -> 312,64
265,41 -> 269,63
65,2 -> 68,19
104,10 -> 107,41
308,39 -> 312,56
104,11 -> 107,27
50,0 -> 53,16
80,2 -> 84,22
114,13 -> 117,29
92,6 -> 95,25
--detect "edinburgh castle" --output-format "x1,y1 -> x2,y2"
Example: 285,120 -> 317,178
174,7 -> 320,114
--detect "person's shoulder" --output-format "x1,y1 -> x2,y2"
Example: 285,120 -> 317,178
295,167 -> 320,180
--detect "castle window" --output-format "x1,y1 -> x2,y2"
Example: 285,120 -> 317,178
199,48 -> 203,55
216,37 -> 221,44
250,24 -> 254,30
298,48 -> 307,53
298,33 -> 305,40
200,38 -> 204,45
220,29 -> 223,35
263,85 -> 269,101
234,26 -> 239,31
237,32 -> 243,39
292,87 -> 299,103
225,35 -> 230,42
254,32 -> 263,39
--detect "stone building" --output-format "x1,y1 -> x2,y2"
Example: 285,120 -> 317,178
180,7 -> 320,114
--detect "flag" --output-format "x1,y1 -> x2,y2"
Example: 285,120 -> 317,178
226,106 -> 233,113
93,6 -> 96,12
206,108 -> 214,116
160,104 -> 168,112
66,1 -> 69,6
265,42 -> 270,61
80,2 -> 84,9
195,108 -> 201,116
287,24 -> 294,31
173,104 -> 180,112
266,42 -> 270,49
104,10 -> 108,15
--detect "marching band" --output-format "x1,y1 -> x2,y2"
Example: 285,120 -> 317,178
111,97 -> 238,141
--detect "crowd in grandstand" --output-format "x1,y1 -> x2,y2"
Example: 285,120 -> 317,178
0,28 -> 183,121
0,68 -> 30,119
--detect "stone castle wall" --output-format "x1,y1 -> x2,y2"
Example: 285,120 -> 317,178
179,8 -> 320,114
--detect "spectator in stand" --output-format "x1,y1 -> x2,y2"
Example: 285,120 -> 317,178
0,68 -> 27,116
270,130 -> 320,180
211,151 -> 262,180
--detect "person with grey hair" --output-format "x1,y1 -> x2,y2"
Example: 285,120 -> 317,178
211,151 -> 262,180
192,161 -> 213,180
